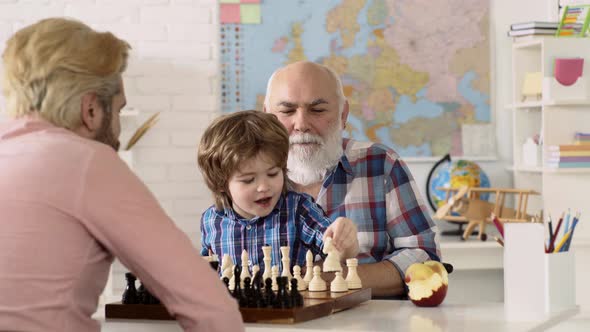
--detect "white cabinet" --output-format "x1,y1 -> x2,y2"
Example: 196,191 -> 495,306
511,37 -> 590,230
510,37 -> 590,306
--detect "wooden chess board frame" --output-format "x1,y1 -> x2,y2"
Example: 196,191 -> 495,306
105,288 -> 371,324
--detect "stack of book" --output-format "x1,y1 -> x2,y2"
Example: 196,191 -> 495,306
508,21 -> 558,38
574,132 -> 590,145
546,144 -> 590,168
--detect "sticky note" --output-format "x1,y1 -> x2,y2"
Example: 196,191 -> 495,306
241,0 -> 261,3
240,4 -> 261,24
219,0 -> 240,3
220,4 -> 241,23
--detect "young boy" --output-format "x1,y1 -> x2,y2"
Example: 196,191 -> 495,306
197,111 -> 358,273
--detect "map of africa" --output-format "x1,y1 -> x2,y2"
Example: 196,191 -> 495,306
220,0 -> 490,157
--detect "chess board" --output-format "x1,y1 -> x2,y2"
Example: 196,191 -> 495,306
105,288 -> 371,324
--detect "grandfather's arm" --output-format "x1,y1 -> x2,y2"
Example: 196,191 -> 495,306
356,261 -> 405,297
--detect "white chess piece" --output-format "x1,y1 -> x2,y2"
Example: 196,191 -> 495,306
330,271 -> 348,292
322,237 -> 342,272
220,254 -> 233,279
240,249 -> 251,287
308,266 -> 327,292
292,265 -> 307,291
252,264 -> 260,278
345,258 -> 362,289
303,250 -> 313,283
280,246 -> 292,278
262,245 -> 272,280
271,265 -> 279,291
228,265 -> 236,291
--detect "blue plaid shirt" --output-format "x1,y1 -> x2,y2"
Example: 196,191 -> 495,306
315,139 -> 440,277
200,191 -> 330,273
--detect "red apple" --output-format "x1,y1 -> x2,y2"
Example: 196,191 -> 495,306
404,261 -> 448,307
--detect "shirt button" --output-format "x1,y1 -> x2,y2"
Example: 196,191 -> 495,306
246,225 -> 252,230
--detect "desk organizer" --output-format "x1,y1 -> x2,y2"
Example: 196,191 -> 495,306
504,223 -> 576,321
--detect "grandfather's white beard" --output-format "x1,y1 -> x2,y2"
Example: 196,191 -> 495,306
287,124 -> 343,186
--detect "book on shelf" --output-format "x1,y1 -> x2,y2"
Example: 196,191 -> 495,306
574,132 -> 590,144
545,161 -> 590,168
547,150 -> 590,157
510,21 -> 559,30
546,156 -> 590,162
547,144 -> 590,151
507,28 -> 557,37
557,5 -> 590,36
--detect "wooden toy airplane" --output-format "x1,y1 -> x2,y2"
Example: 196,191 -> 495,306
434,186 -> 540,241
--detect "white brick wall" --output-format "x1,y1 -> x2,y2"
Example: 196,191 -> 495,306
0,0 -> 220,295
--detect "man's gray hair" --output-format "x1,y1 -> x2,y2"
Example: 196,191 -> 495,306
263,62 -> 346,114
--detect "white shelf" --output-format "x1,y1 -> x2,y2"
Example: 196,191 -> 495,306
544,167 -> 590,174
507,165 -> 543,173
512,39 -> 543,50
511,101 -> 543,109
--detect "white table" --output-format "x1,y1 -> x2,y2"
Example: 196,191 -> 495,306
97,300 -> 585,332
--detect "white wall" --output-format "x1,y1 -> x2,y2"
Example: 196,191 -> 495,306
0,0 -> 560,292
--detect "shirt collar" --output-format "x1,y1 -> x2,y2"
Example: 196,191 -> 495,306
337,138 -> 354,176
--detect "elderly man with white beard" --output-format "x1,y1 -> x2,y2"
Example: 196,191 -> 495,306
263,61 -> 441,298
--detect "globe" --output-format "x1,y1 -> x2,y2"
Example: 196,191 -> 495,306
426,155 -> 491,213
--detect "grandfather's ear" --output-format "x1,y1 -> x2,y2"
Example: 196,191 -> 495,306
341,100 -> 350,129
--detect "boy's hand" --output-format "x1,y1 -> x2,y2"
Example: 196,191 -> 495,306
323,217 -> 359,259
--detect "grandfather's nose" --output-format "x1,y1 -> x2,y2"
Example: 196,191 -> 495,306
293,109 -> 311,133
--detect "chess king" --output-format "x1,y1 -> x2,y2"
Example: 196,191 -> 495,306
197,110 -> 359,276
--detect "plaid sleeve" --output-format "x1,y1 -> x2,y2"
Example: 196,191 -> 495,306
383,156 -> 441,277
295,194 -> 330,256
199,209 -> 212,257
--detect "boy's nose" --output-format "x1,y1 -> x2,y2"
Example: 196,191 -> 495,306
257,181 -> 270,192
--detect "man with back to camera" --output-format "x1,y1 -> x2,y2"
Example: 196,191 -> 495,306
0,18 -> 243,331
264,61 -> 441,297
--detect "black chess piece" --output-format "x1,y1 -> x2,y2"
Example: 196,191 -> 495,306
222,276 -> 231,293
264,278 -> 275,308
251,271 -> 266,308
208,256 -> 219,273
290,279 -> 304,307
122,272 -> 138,304
232,265 -> 247,307
276,276 -> 292,309
243,277 -> 257,308
137,282 -> 147,304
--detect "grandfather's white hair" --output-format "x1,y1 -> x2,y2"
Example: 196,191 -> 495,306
263,62 -> 346,114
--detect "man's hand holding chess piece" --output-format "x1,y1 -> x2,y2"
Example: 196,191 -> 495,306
322,216 -> 359,260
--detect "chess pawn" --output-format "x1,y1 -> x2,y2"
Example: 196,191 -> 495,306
220,254 -> 234,280
262,245 -> 272,281
330,271 -> 348,293
280,246 -> 292,278
303,250 -> 313,283
308,266 -> 327,292
271,265 -> 279,291
345,258 -> 362,289
322,237 -> 342,272
122,272 -> 138,304
292,265 -> 307,291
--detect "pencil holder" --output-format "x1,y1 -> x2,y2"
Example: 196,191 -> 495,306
503,223 -> 576,321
